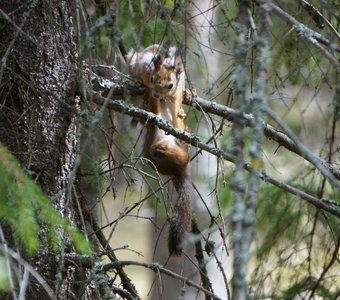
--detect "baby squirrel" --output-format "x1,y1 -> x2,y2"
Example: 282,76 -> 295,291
126,44 -> 192,255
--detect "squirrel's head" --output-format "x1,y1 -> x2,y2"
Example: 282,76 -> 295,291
150,50 -> 184,99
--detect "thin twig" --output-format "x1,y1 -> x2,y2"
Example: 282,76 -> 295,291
266,1 -> 340,68
307,236 -> 340,299
103,260 -> 223,300
0,8 -> 40,47
298,0 -> 340,40
192,218 -> 214,300
0,244 -> 57,300
111,284 -> 136,300
81,206 -> 141,300
265,107 -> 340,189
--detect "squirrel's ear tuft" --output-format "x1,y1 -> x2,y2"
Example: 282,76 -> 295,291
125,48 -> 136,65
174,49 -> 184,78
152,54 -> 163,71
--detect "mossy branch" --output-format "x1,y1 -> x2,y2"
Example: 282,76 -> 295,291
84,88 -> 340,219
84,64 -> 340,182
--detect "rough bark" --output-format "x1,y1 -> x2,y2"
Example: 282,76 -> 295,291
0,1 -> 90,299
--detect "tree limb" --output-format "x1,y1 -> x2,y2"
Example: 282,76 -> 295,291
185,95 -> 340,181
265,1 -> 340,68
192,218 -> 215,300
81,206 -> 141,300
298,0 -> 340,40
103,260 -> 223,300
86,89 -> 340,219
83,65 -> 340,181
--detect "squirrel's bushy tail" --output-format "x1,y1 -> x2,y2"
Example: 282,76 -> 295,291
168,178 -> 192,256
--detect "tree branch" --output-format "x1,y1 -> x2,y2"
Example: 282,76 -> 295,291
229,1 -> 251,298
83,65 -> 340,181
192,218 -> 215,300
103,260 -> 222,300
85,89 -> 340,219
185,95 -> 340,181
0,244 -> 56,300
298,0 -> 340,40
265,1 -> 340,68
265,107 -> 340,189
81,206 -> 141,300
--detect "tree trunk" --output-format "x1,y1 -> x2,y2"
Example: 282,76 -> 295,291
0,1 -> 91,298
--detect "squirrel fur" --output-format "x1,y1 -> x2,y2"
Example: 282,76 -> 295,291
126,44 -> 192,255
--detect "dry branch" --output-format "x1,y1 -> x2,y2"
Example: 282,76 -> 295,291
84,87 -> 340,219
81,206 -> 141,299
83,65 -> 340,181
266,1 -> 340,68
103,260 -> 223,300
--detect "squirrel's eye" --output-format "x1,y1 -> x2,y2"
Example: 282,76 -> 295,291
168,83 -> 173,90
150,76 -> 154,83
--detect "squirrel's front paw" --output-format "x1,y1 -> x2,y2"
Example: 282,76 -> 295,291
177,108 -> 186,119
184,88 -> 197,104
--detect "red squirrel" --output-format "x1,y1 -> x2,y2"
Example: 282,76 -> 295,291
126,45 -> 192,255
